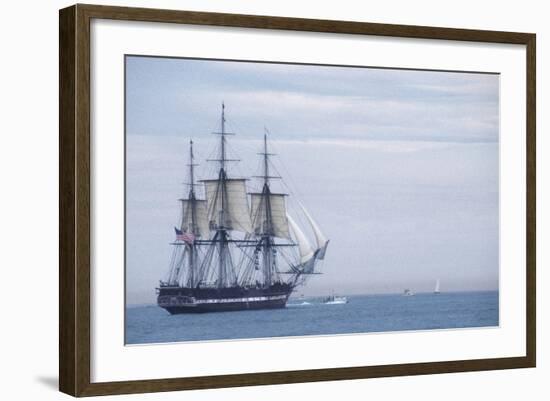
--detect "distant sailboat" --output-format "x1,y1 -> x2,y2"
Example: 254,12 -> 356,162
434,279 -> 441,294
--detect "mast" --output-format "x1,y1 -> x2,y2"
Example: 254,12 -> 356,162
220,102 -> 226,171
258,131 -> 278,286
262,132 -> 272,286
200,103 -> 252,288
188,139 -> 196,288
217,103 -> 228,287
263,132 -> 269,188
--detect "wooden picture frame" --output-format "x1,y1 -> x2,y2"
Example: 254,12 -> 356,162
59,3 -> 536,397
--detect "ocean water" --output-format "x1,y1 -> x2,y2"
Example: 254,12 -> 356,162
125,291 -> 498,345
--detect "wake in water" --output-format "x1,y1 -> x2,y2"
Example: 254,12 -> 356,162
287,301 -> 313,307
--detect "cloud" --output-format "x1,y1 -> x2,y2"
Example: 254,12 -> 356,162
125,56 -> 499,143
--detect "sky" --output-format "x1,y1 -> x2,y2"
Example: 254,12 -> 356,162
125,55 -> 499,305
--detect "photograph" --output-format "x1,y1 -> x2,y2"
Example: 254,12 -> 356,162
124,55 -> 500,345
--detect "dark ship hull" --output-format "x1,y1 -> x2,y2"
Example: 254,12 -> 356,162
157,283 -> 294,314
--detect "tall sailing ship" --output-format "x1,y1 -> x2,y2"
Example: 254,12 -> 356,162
156,104 -> 329,314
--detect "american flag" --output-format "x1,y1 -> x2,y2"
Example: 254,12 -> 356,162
174,227 -> 195,245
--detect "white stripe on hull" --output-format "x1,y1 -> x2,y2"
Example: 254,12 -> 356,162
159,294 -> 287,306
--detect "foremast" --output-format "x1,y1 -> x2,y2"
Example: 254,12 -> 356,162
165,139 -> 203,288
176,139 -> 203,287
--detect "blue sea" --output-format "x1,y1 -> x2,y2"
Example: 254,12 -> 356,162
125,291 -> 498,344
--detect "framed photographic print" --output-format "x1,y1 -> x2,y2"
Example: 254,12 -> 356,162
59,4 -> 536,397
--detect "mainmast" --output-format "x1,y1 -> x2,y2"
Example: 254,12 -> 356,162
213,102 -> 233,228
263,132 -> 270,187
187,139 -> 197,288
200,103 -> 252,288
220,103 -> 226,171
216,103 -> 230,287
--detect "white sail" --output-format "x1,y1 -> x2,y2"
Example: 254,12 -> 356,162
434,279 -> 441,293
179,199 -> 210,238
287,214 -> 314,264
298,256 -> 316,274
250,193 -> 291,239
300,204 -> 329,260
203,178 -> 252,233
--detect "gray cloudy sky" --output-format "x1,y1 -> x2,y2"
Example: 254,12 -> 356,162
125,56 -> 499,305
